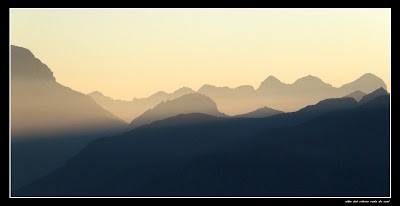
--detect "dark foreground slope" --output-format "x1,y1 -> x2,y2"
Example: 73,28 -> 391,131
15,95 -> 390,197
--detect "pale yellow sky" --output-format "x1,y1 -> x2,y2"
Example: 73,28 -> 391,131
10,8 -> 390,100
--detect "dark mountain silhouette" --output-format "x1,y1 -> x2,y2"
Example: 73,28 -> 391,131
235,106 -> 284,118
11,45 -> 127,190
89,87 -> 195,122
140,113 -> 220,129
359,87 -> 389,104
14,93 -> 389,197
344,90 -> 366,101
297,97 -> 359,114
128,93 -> 226,129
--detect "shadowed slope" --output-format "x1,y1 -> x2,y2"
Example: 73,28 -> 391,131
359,87 -> 389,104
14,93 -> 389,197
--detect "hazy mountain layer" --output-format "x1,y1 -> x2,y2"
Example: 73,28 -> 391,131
128,93 -> 226,129
14,92 -> 389,196
90,73 -> 387,120
89,87 -> 195,123
344,90 -> 366,101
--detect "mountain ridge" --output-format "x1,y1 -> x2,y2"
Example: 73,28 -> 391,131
90,73 -> 387,120
128,93 -> 226,129
15,93 -> 389,197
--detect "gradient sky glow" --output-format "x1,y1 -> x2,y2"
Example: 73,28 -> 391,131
10,8 -> 390,100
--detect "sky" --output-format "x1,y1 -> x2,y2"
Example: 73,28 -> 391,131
10,8 -> 391,100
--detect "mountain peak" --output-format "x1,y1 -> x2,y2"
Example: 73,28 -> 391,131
258,75 -> 286,90
148,91 -> 168,99
293,75 -> 323,84
11,45 -> 56,82
340,73 -> 387,94
360,73 -> 379,79
89,91 -> 105,97
266,75 -> 280,82
128,93 -> 226,129
173,87 -> 195,95
359,87 -> 389,104
235,106 -> 284,118
344,90 -> 366,102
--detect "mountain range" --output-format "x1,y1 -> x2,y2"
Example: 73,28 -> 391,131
10,45 -> 390,197
14,91 -> 390,197
89,73 -> 387,121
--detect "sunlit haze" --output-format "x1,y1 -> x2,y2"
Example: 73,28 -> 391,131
10,8 -> 390,100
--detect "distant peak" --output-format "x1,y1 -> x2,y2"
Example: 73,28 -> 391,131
340,73 -> 387,94
266,75 -> 279,81
177,92 -> 212,100
199,84 -> 215,90
360,73 -> 378,79
88,91 -> 105,96
234,85 -> 255,90
148,91 -> 168,99
173,87 -> 194,94
294,75 -> 322,83
353,73 -> 384,83
258,75 -> 285,90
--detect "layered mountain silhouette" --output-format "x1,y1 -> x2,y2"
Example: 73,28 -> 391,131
199,74 -> 386,115
89,73 -> 387,120
128,93 -> 226,129
359,87 -> 389,104
235,106 -> 284,118
89,87 -> 195,122
11,45 -> 127,190
15,92 -> 389,197
11,45 -> 390,197
344,90 -> 366,101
